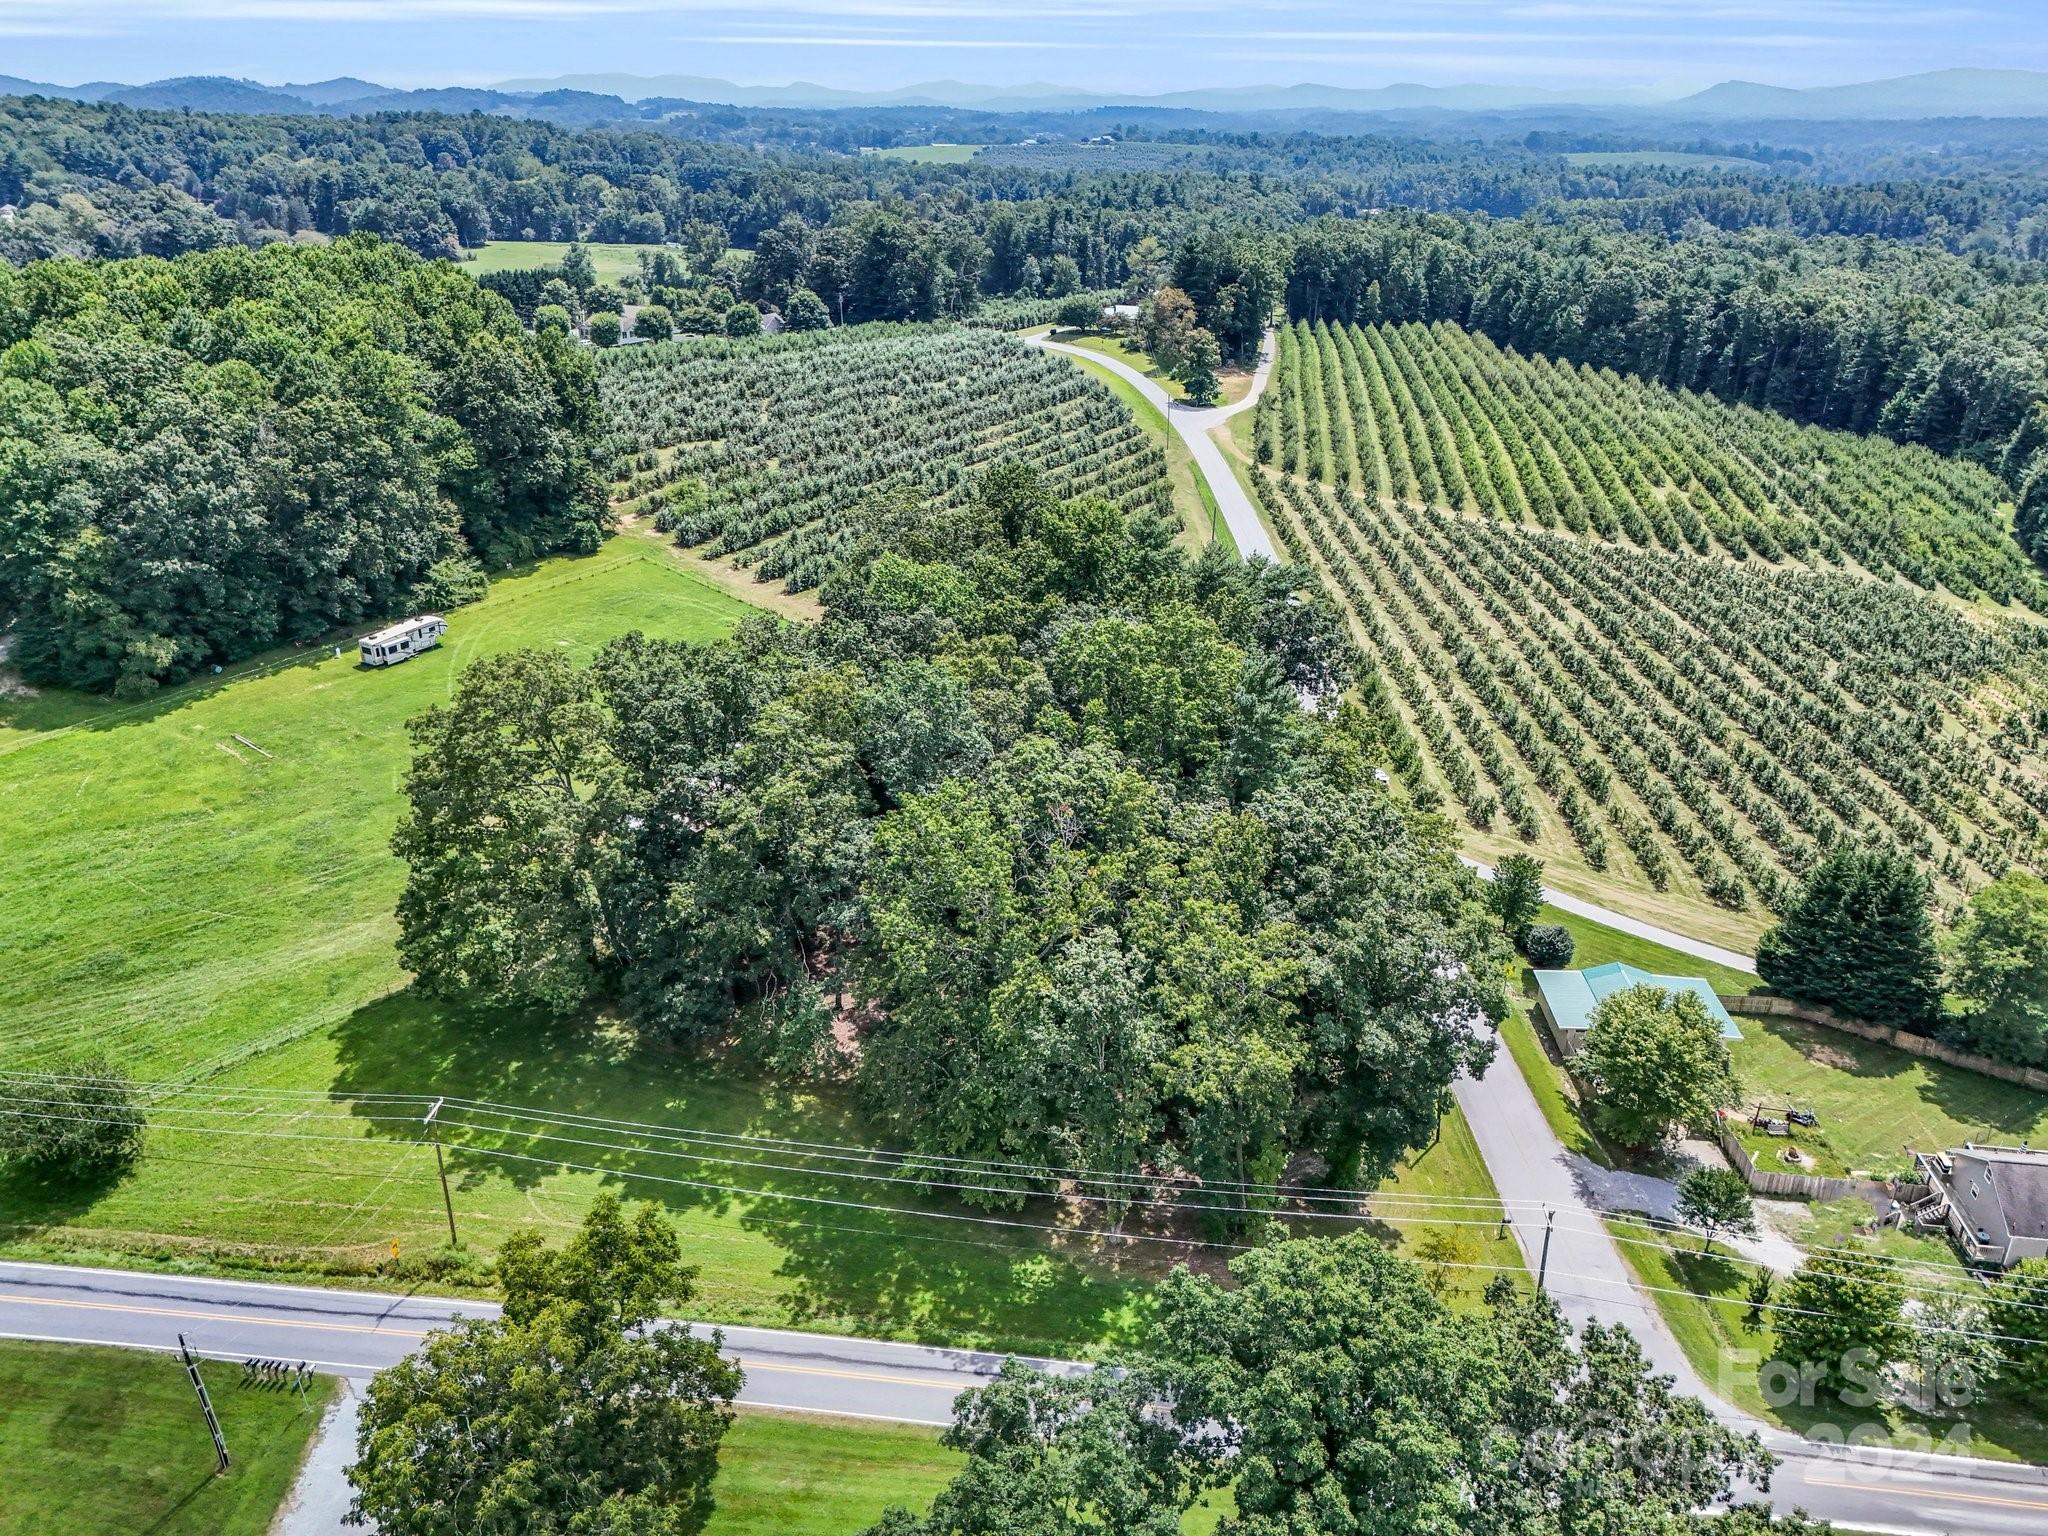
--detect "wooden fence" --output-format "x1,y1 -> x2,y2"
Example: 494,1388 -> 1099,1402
1713,1125 -> 1921,1202
1721,994 -> 2048,1094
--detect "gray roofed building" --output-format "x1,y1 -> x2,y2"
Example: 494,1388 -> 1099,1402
1926,1145 -> 2048,1269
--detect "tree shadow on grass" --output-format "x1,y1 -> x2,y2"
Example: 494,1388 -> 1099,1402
329,990 -> 1148,1356
0,645 -> 338,744
0,1159 -> 151,1243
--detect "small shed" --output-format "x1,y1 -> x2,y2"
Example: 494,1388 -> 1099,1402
1531,960 -> 1741,1058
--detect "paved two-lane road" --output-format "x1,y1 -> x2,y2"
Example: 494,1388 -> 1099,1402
10,1257 -> 2048,1532
0,1260 -> 1076,1425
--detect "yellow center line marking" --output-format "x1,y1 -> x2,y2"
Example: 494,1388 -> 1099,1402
1804,1475 -> 2048,1512
3,1293 -> 431,1338
1,1293 -> 958,1390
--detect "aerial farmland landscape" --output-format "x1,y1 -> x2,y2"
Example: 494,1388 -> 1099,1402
5,6 -> 2048,1535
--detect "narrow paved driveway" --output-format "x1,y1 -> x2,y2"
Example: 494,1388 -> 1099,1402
1029,330 -> 1279,561
1460,854 -> 1759,975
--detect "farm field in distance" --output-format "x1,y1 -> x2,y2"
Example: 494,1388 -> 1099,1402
461,239 -> 668,280
1250,323 -> 2048,941
1563,150 -> 1770,170
861,143 -> 983,163
603,325 -> 1172,590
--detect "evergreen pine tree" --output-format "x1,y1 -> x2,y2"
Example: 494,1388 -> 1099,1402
1756,845 -> 1943,1029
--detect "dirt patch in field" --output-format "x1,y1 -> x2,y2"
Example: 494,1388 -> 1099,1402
1805,1041 -> 1862,1073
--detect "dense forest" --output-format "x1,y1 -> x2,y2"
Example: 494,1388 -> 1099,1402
7,95 -> 2048,694
0,238 -> 601,694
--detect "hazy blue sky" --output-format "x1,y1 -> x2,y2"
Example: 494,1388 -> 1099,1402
1,0 -> 2041,94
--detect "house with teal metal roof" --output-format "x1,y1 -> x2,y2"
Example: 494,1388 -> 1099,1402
1530,960 -> 1741,1058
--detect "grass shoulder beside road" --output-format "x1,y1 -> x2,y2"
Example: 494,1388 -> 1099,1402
1057,332 -> 1257,406
1054,345 -> 1229,552
1376,1103 -> 1528,1302
710,1411 -> 958,1534
0,1339 -> 335,1536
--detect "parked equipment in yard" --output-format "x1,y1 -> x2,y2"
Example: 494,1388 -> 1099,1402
359,614 -> 447,667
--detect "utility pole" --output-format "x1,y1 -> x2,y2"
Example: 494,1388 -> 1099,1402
424,1097 -> 459,1250
1536,1206 -> 1555,1293
178,1333 -> 230,1474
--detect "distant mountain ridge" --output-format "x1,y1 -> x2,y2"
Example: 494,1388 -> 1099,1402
492,67 -> 2048,118
3,67 -> 2047,122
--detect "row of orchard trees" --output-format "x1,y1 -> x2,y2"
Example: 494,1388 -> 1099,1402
1281,213 -> 2048,576
1257,318 -> 2045,607
599,326 -> 1171,591
1256,471 -> 2048,917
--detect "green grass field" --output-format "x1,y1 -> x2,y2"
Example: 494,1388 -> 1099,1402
1,540 -> 752,1082
1539,906 -> 1759,999
0,539 -> 1164,1355
709,1412 -> 959,1534
1502,905 -> 2048,1181
1728,1014 -> 2048,1178
1375,1103 -> 1528,1301
1500,906 -> 1754,1170
0,1340 -> 334,1536
1060,333 -> 1192,400
462,240 -> 670,281
861,144 -> 984,163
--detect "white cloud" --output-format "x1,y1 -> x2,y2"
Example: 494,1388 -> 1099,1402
695,32 -> 1087,47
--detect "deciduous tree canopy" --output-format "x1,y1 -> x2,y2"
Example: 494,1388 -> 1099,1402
394,466 -> 1507,1217
0,237 -> 603,694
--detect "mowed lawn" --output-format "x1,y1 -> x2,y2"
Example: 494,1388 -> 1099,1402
1610,1220 -> 2048,1465
1728,1014 -> 2048,1177
1375,1102 -> 1528,1299
0,540 -> 752,1082
0,1340 -> 334,1536
1505,903 -> 2048,1184
1052,344 -> 1230,553
1500,905 -> 1756,1167
709,1412 -> 958,1534
461,240 -> 669,281
3,528 -> 1527,1355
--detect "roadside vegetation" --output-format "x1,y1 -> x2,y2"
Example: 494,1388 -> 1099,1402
1611,1218 -> 2048,1466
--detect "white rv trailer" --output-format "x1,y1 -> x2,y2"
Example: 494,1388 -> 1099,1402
358,614 -> 447,667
